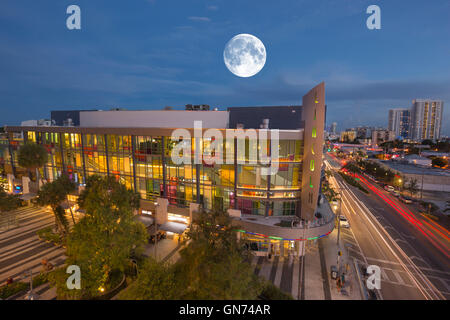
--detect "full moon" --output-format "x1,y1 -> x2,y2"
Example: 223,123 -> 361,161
223,34 -> 266,78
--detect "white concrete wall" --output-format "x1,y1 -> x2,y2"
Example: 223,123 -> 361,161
80,110 -> 229,128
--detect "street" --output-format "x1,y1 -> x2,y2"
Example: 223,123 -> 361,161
325,154 -> 450,300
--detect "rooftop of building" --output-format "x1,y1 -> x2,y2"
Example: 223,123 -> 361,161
227,105 -> 303,130
378,160 -> 450,177
4,125 -> 304,140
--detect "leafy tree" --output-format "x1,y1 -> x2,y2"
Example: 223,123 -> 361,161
0,185 -> 22,213
432,157 -> 448,168
175,210 -> 262,299
57,173 -> 77,224
35,174 -> 76,234
405,178 -> 419,197
435,141 -> 450,153
17,142 -> 48,182
444,200 -> 450,213
321,178 -> 340,203
118,259 -> 180,300
77,174 -> 140,214
52,175 -> 147,299
342,161 -> 361,175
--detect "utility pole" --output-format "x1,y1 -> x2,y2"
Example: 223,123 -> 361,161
336,197 -> 341,247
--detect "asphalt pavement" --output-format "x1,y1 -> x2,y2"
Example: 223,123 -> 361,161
325,154 -> 449,300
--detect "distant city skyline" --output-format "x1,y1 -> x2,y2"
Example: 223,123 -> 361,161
1,1 -> 449,135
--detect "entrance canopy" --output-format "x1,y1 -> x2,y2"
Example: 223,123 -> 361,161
159,221 -> 187,234
135,215 -> 154,228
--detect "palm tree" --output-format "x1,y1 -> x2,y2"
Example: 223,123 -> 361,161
36,174 -> 76,234
17,142 -> 48,183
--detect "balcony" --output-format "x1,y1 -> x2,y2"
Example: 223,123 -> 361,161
231,195 -> 335,240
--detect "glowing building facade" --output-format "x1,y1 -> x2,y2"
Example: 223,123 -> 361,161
1,83 -> 334,256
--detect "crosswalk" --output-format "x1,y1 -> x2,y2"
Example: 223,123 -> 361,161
252,254 -> 305,299
0,206 -> 67,288
340,227 -> 450,298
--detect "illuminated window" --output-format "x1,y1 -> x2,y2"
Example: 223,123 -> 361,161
311,145 -> 315,155
312,128 -> 317,138
310,159 -> 314,172
309,176 -> 313,188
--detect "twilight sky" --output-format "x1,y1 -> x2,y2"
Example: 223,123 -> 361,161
0,0 -> 449,134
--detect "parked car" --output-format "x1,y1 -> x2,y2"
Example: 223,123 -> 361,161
393,190 -> 400,197
339,215 -> 350,228
384,185 -> 394,192
400,196 -> 413,204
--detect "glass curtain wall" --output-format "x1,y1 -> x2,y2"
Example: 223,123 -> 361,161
8,131 -> 304,217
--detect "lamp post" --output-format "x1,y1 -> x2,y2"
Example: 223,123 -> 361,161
332,197 -> 342,247
24,269 -> 39,300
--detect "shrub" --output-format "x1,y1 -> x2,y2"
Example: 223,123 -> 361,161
37,227 -> 64,246
338,172 -> 368,194
0,272 -> 49,299
259,281 -> 293,300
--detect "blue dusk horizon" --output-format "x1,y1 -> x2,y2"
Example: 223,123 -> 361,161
0,0 -> 449,135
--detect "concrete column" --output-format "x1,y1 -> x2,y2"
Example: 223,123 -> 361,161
155,197 -> 169,225
297,241 -> 305,257
189,202 -> 200,225
22,176 -> 30,194
7,174 -> 14,193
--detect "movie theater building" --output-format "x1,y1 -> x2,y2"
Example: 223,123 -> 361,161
2,83 -> 335,257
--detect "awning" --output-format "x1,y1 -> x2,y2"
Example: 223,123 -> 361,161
60,201 -> 77,209
158,221 -> 188,234
20,193 -> 37,201
135,215 -> 154,228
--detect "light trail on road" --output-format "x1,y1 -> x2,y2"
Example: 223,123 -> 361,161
324,158 -> 445,300
358,175 -> 450,259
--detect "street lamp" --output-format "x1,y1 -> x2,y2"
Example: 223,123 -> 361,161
335,198 -> 342,247
24,270 -> 39,300
330,198 -> 342,246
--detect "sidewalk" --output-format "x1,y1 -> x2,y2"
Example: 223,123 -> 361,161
319,228 -> 363,300
301,228 -> 362,300
142,237 -> 187,263
111,239 -> 188,300
252,227 -> 363,300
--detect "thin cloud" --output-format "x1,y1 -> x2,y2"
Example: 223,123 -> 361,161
207,5 -> 219,11
188,16 -> 211,22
